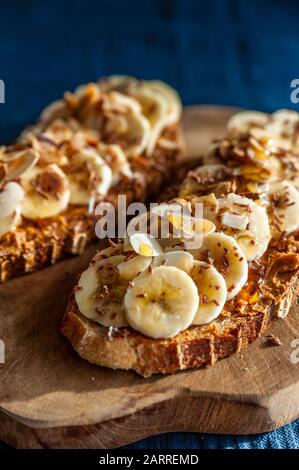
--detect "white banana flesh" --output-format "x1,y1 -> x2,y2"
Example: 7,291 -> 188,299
146,80 -> 181,126
179,164 -> 232,196
0,149 -> 39,183
20,163 -> 70,220
191,260 -> 227,325
75,255 -> 129,327
97,143 -> 133,186
152,250 -> 194,273
117,255 -> 152,281
227,111 -> 269,137
215,193 -> 271,261
66,148 -> 113,205
103,91 -> 151,158
265,109 -> 299,150
129,232 -> 163,257
267,181 -> 299,235
191,232 -> 248,300
0,182 -> 24,237
124,265 -> 199,338
128,84 -> 175,156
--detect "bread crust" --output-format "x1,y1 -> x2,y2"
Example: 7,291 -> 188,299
0,124 -> 184,283
62,244 -> 299,377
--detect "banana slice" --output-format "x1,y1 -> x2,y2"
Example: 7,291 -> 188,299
0,148 -> 39,183
118,254 -> 152,281
102,92 -> 150,157
153,250 -> 194,273
191,232 -> 248,300
266,109 -> 299,150
103,90 -> 142,115
0,182 -> 24,237
98,75 -> 138,93
214,193 -> 271,261
267,181 -> 299,235
100,78 -> 181,156
129,232 -> 164,257
227,111 -> 269,137
75,254 -> 129,327
97,143 -> 133,185
146,80 -> 182,125
65,148 -> 113,205
124,265 -> 199,338
151,202 -> 185,217
128,83 -> 173,156
179,164 -> 232,196
191,261 -> 227,325
20,163 -> 70,220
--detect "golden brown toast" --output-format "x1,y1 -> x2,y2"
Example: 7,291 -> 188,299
62,238 -> 299,377
62,108 -> 299,377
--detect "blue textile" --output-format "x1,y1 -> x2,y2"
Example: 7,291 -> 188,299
0,0 -> 298,449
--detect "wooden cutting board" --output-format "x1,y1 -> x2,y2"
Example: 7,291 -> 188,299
1,106 -> 299,449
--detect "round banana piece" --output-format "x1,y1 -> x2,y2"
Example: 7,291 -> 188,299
192,232 -> 248,300
179,164 -> 232,196
117,254 -> 152,281
102,91 -> 151,157
266,109 -> 299,150
227,111 -> 269,137
97,143 -> 133,186
267,181 -> 299,235
0,148 -> 38,183
75,255 -> 129,327
146,80 -> 182,125
191,261 -> 227,325
65,148 -> 113,205
153,250 -> 194,273
128,83 -> 174,156
20,163 -> 70,220
124,265 -> 199,339
0,182 -> 24,238
215,193 -> 271,261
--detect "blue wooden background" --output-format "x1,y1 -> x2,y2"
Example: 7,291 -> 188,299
0,0 -> 299,449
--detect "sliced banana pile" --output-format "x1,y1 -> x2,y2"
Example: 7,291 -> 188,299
0,76 -> 182,238
227,108 -> 299,152
0,148 -> 37,236
63,148 -> 113,206
75,208 -> 249,338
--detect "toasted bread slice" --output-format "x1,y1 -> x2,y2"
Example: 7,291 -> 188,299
62,242 -> 299,377
0,77 -> 184,282
0,125 -> 183,283
62,108 -> 299,377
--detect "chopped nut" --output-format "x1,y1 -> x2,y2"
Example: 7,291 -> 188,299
265,334 -> 282,347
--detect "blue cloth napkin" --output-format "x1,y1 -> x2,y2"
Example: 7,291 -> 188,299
0,0 -> 298,449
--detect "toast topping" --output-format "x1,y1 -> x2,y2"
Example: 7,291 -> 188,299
124,265 -> 199,339
0,76 -> 181,235
20,164 -> 71,220
0,182 -> 24,238
74,108 -> 299,338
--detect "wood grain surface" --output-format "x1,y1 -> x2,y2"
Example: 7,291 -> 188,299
1,106 -> 299,449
